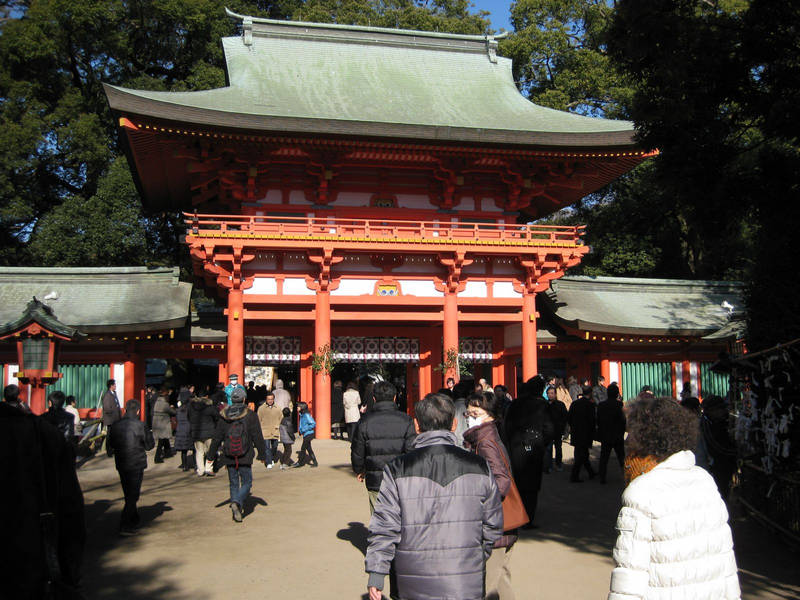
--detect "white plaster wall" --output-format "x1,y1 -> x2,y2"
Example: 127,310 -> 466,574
397,194 -> 436,210
458,197 -> 475,210
331,279 -> 378,296
245,277 -> 278,295
112,364 -> 125,406
674,363 -> 683,395
290,190 -> 312,205
397,280 -> 442,297
494,281 -> 522,298
609,362 -> 621,387
6,364 -> 19,386
260,189 -> 282,204
283,278 -> 316,295
333,192 -> 372,206
481,199 -> 503,212
504,325 -> 522,348
690,362 -> 700,397
460,281 -> 488,298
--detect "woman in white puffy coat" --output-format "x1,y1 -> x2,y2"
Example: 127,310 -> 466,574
608,396 -> 740,600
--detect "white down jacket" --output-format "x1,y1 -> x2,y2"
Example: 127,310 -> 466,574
608,450 -> 740,600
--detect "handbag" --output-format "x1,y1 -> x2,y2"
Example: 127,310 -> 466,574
488,440 -> 530,531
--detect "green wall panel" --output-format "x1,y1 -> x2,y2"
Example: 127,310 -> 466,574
621,362 -> 673,400
700,363 -> 730,399
51,364 -> 109,409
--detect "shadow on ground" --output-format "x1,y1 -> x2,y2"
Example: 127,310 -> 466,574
338,521 -> 369,556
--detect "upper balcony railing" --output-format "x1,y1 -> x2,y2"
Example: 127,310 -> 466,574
184,213 -> 586,247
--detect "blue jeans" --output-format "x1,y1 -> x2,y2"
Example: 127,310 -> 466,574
226,465 -> 252,507
264,439 -> 279,464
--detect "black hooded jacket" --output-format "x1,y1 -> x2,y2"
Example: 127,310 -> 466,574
207,404 -> 265,467
350,401 -> 416,491
189,395 -> 219,440
108,412 -> 155,472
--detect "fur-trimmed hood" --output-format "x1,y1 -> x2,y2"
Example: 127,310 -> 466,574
220,404 -> 249,422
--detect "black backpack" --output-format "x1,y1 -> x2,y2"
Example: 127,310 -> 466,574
521,427 -> 544,452
224,419 -> 250,463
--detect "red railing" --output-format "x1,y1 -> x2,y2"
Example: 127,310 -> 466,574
184,212 -> 585,246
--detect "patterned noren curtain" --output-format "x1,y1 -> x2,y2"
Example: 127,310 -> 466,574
332,337 -> 420,363
459,338 -> 493,361
245,337 -> 301,365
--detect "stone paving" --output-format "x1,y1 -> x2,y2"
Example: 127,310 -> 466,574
77,440 -> 800,600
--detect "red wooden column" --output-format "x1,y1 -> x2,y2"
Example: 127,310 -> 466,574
600,346 -> 611,384
443,291 -> 459,383
308,248 -> 342,440
218,361 -> 228,384
418,330 -> 434,400
491,330 -> 504,386
227,287 -> 245,382
299,327 -> 314,408
521,292 -> 538,380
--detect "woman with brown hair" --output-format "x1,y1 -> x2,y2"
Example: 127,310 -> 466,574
608,396 -> 740,599
463,391 -> 522,600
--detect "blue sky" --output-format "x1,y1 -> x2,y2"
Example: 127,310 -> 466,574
471,0 -> 513,33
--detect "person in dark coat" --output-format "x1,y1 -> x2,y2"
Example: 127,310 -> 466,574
700,395 -> 737,500
152,388 -> 175,463
101,379 -> 121,428
351,381 -> 416,513
108,400 -> 155,535
463,392 -> 521,599
504,375 -> 554,525
42,389 -> 75,441
173,400 -> 193,471
144,385 -> 158,431
331,380 -> 345,439
189,394 -> 220,476
545,385 -> 568,473
207,387 -> 266,522
568,384 -> 597,482
1,384 -> 85,597
596,382 -> 626,484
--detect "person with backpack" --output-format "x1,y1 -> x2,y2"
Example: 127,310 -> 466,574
278,407 -> 296,469
206,387 -> 266,522
568,384 -> 598,483
292,402 -> 317,468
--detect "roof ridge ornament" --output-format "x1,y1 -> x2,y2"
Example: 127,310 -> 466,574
243,15 -> 253,46
486,36 -> 498,64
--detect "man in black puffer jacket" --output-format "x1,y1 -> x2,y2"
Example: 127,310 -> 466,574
108,400 -> 155,535
351,381 -> 416,514
189,394 -> 219,477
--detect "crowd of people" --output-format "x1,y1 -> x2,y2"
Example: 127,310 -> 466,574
1,365 -> 742,599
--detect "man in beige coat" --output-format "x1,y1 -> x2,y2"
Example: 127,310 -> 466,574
258,391 -> 283,468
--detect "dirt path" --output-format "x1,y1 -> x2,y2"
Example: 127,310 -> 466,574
78,440 -> 799,599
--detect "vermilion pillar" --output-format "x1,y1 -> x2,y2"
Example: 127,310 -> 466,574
521,292 -> 538,380
418,330 -> 434,400
227,288 -> 244,382
123,356 -> 136,404
491,330 -> 504,387
443,292 -> 459,384
600,350 -> 611,385
218,361 -> 228,384
314,289 -> 331,440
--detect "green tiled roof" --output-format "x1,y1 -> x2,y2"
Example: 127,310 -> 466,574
0,298 -> 81,339
0,267 -> 191,334
104,11 -> 637,148
544,276 -> 744,337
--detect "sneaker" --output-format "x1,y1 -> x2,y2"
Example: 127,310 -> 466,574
196,472 -> 205,477
279,464 -> 287,471
267,463 -> 274,469
231,503 -> 243,523
205,471 -> 215,477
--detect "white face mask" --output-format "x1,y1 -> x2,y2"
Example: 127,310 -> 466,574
466,416 -> 483,429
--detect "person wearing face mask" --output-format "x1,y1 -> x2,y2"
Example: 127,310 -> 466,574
463,392 -> 524,600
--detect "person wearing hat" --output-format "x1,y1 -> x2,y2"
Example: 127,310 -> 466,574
207,387 -> 266,522
224,374 -> 246,406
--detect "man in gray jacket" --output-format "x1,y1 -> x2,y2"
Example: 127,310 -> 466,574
365,393 -> 503,600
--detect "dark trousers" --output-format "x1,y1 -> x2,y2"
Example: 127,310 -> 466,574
599,440 -> 625,482
281,443 -> 294,465
571,444 -> 595,480
264,439 -> 279,464
118,468 -> 144,530
545,440 -> 563,471
297,434 -> 317,465
346,422 -> 358,441
154,438 -> 171,462
519,488 -> 539,524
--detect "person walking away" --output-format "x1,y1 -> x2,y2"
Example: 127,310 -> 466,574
351,381 -> 416,513
567,376 -> 582,403
700,395 -> 738,501
504,376 -> 553,525
65,395 -> 82,441
272,379 -> 292,412
608,396 -> 740,599
555,377 -> 572,411
101,378 -> 121,454
343,381 -> 361,440
189,392 -> 219,477
545,385 -> 568,473
174,397 -> 193,472
463,392 -> 523,600
592,376 -> 608,405
108,400 -> 155,535
568,384 -> 597,482
365,393 -> 503,600
224,374 -> 246,405
331,380 -> 345,440
279,407 -> 296,469
144,385 -> 158,431
42,390 -> 75,442
596,382 -> 626,484
293,402 -> 318,467
207,388 -> 266,522
451,380 -> 473,447
257,391 -> 282,468
152,387 -> 176,463
0,384 -> 86,597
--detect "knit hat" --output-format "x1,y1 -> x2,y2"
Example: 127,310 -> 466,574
230,387 -> 247,404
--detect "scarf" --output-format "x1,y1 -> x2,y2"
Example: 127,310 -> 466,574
624,454 -> 660,484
